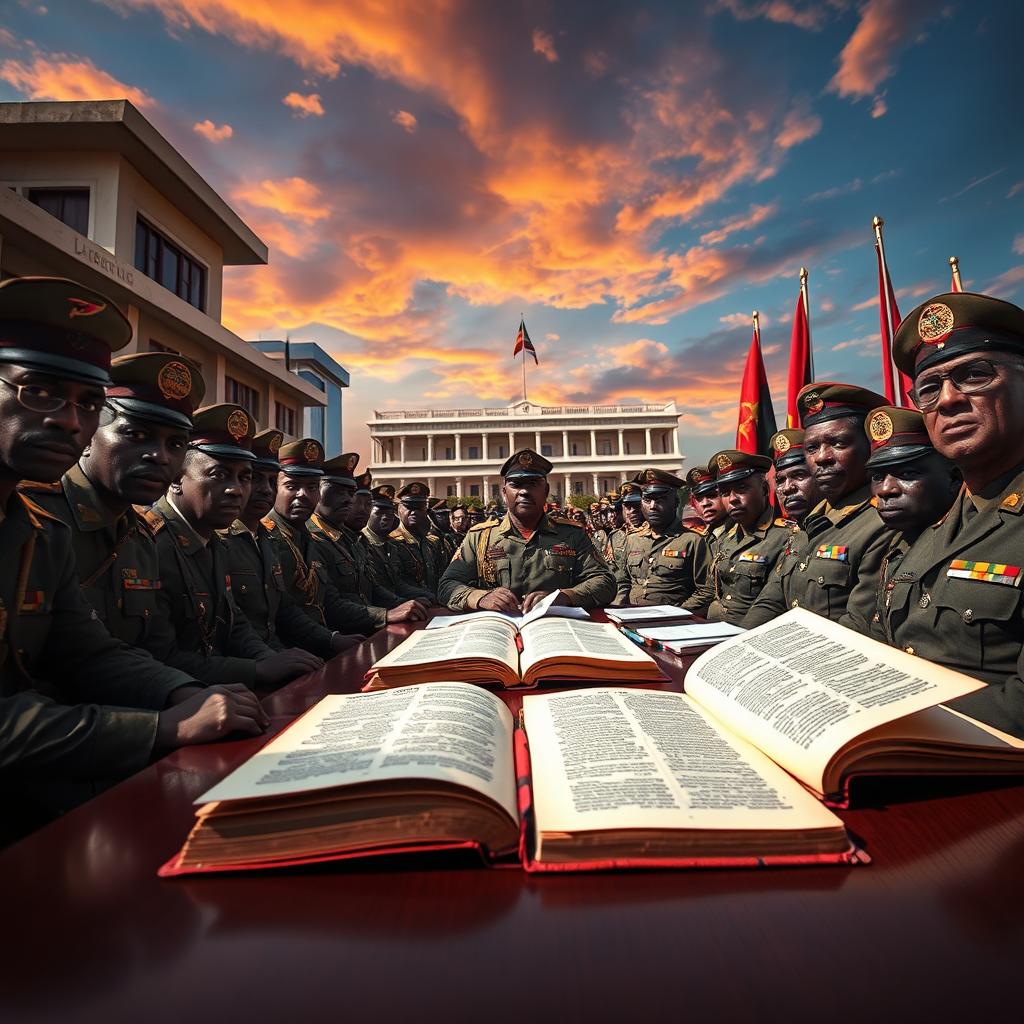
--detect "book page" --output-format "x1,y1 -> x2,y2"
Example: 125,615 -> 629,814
523,688 -> 841,833
606,605 -> 693,623
373,617 -> 519,670
639,622 -> 747,642
684,608 -> 987,792
519,617 -> 654,675
197,683 -> 518,823
424,596 -> 589,631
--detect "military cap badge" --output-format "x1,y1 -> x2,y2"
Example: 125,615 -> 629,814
346,454 -> 358,471
716,453 -> 732,471
227,409 -> 249,440
804,392 -> 824,414
621,483 -> 636,495
304,440 -> 321,462
410,483 -> 423,495
67,296 -> 106,319
268,433 -> 282,454
868,411 -> 894,442
918,302 -> 954,346
157,360 -> 193,400
645,469 -> 657,483
774,435 -> 791,454
383,485 -> 395,499
519,452 -> 534,468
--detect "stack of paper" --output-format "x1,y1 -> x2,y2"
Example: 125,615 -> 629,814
638,621 -> 747,653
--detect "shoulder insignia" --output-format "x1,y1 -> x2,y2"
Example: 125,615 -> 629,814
1001,492 -> 1024,513
140,507 -> 166,534
686,522 -> 708,535
774,517 -> 798,529
468,519 -> 498,532
17,479 -> 62,493
261,515 -> 276,531
17,492 -> 63,526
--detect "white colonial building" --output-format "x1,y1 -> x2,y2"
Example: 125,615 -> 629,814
368,399 -> 684,501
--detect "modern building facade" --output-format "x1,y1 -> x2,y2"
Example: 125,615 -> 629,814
368,399 -> 683,501
0,99 -> 325,430
251,340 -> 350,455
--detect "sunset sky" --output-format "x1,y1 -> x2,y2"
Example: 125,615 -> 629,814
2,0 -> 1022,465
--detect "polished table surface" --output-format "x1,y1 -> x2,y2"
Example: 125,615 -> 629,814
4,615 -> 1024,1023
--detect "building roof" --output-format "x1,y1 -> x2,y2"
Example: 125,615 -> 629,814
369,400 -> 679,424
251,341 -> 350,388
0,100 -> 267,265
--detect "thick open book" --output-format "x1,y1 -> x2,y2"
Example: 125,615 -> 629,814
426,589 -> 590,630
159,681 -> 857,876
365,616 -> 664,690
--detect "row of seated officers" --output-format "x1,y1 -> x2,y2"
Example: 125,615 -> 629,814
2,275 -> 1023,840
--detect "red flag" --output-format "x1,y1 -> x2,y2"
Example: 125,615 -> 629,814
736,314 -> 778,455
513,317 -> 538,364
874,219 -> 912,406
950,256 -> 963,293
786,281 -> 812,428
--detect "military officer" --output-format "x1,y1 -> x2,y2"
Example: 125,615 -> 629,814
878,292 -> 1024,736
388,482 -> 450,602
0,277 -> 265,835
694,450 -> 796,624
686,465 -> 729,551
346,469 -> 373,532
439,449 -> 615,611
310,454 -> 427,624
220,429 -> 361,657
147,405 -> 324,690
607,480 -> 643,571
590,500 -> 609,553
361,484 -> 435,603
429,497 -> 459,561
615,467 -> 711,608
263,438 -> 384,636
450,502 -> 469,536
771,428 -> 819,525
742,382 -> 890,631
467,505 -> 487,527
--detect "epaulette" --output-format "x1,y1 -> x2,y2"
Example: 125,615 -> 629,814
685,522 -> 707,535
17,479 -> 62,493
261,515 -> 276,531
774,517 -> 798,529
467,518 -> 499,532
1001,491 -> 1024,514
870,496 -> 879,508
17,491 -> 63,527
139,506 -> 165,534
550,514 -> 583,528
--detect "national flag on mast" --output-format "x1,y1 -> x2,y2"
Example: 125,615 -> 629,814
786,268 -> 813,427
873,216 -> 912,406
950,256 -> 963,293
513,317 -> 538,364
736,311 -> 778,455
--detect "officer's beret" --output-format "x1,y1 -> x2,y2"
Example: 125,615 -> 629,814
893,291 -> 1024,376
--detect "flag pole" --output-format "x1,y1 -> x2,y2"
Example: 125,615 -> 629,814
520,313 -> 527,403
950,255 -> 963,292
874,215 -> 899,401
752,308 -> 760,344
799,266 -> 813,377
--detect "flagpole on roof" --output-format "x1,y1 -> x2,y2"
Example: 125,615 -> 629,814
521,315 -> 527,403
950,255 -> 963,293
800,266 -> 814,377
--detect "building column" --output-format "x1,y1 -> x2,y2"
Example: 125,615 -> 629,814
456,476 -> 464,496
589,429 -> 597,456
645,427 -> 652,455
454,433 -> 462,459
508,430 -> 515,457
428,477 -> 436,495
427,434 -> 434,460
399,435 -> 406,463
671,429 -> 680,455
534,430 -> 542,453
562,430 -> 569,457
591,472 -> 599,494
564,473 -> 572,500
482,475 -> 491,500
617,428 -> 625,455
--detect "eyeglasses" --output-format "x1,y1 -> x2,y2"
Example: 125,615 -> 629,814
0,374 -> 105,415
909,358 -> 1021,412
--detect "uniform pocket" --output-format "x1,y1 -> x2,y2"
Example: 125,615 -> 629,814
228,567 -> 260,598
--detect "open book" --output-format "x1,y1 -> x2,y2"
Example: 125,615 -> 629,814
159,681 -> 857,876
425,589 -> 590,631
637,621 -> 747,653
365,616 -> 664,690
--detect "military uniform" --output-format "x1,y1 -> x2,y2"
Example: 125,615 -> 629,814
685,465 -> 729,554
309,513 -> 389,627
388,482 -> 450,600
438,449 -> 615,609
615,520 -> 710,607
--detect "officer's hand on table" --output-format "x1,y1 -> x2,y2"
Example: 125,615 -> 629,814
479,588 -> 521,613
387,599 -> 429,623
522,591 -> 574,612
330,632 -> 366,654
155,685 -> 269,749
166,685 -> 206,706
254,649 -> 324,687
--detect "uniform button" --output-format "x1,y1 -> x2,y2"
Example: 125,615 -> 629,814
817,575 -> 825,584
904,645 -> 915,655
963,608 -> 974,624
791,600 -> 799,608
725,594 -> 732,601
919,594 -> 931,609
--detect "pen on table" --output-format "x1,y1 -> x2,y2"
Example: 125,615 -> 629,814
622,627 -> 661,651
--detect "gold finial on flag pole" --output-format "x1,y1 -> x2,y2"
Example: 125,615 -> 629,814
950,256 -> 963,292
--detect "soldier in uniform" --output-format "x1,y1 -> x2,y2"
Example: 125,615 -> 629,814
429,497 -> 459,561
389,482 -> 450,602
310,454 -> 427,625
606,480 -> 642,571
345,469 -> 373,532
450,502 -> 469,536
263,439 -> 386,636
742,382 -> 890,631
439,449 -> 615,612
0,277 -> 266,836
615,468 -> 711,609
686,465 -> 729,552
147,405 -> 324,689
877,292 -> 1024,736
771,428 -> 819,525
694,450 -> 796,624
467,504 -> 487,528
591,500 -> 610,554
361,484 -> 435,603
220,430 -> 362,657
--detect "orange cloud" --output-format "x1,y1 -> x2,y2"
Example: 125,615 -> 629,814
193,118 -> 233,141
531,29 -> 558,62
391,109 -> 417,132
233,176 -> 327,223
775,101 -> 821,149
0,53 -> 152,106
700,203 -> 778,245
283,90 -> 324,116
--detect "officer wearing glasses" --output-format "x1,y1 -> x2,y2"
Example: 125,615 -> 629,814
881,291 -> 1024,737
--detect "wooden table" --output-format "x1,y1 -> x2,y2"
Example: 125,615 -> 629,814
4,618 -> 1024,1023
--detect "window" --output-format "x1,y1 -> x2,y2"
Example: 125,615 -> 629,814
625,441 -> 632,454
445,447 -> 454,460
571,443 -> 579,456
497,445 -> 506,458
599,440 -> 612,455
148,339 -> 179,355
573,481 -> 584,494
225,375 -> 260,420
134,217 -> 207,311
27,187 -> 89,235
275,401 -> 295,436
490,483 -> 500,499
470,484 -> 480,497
446,485 -> 456,497
468,445 -> 479,459
541,444 -> 553,457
